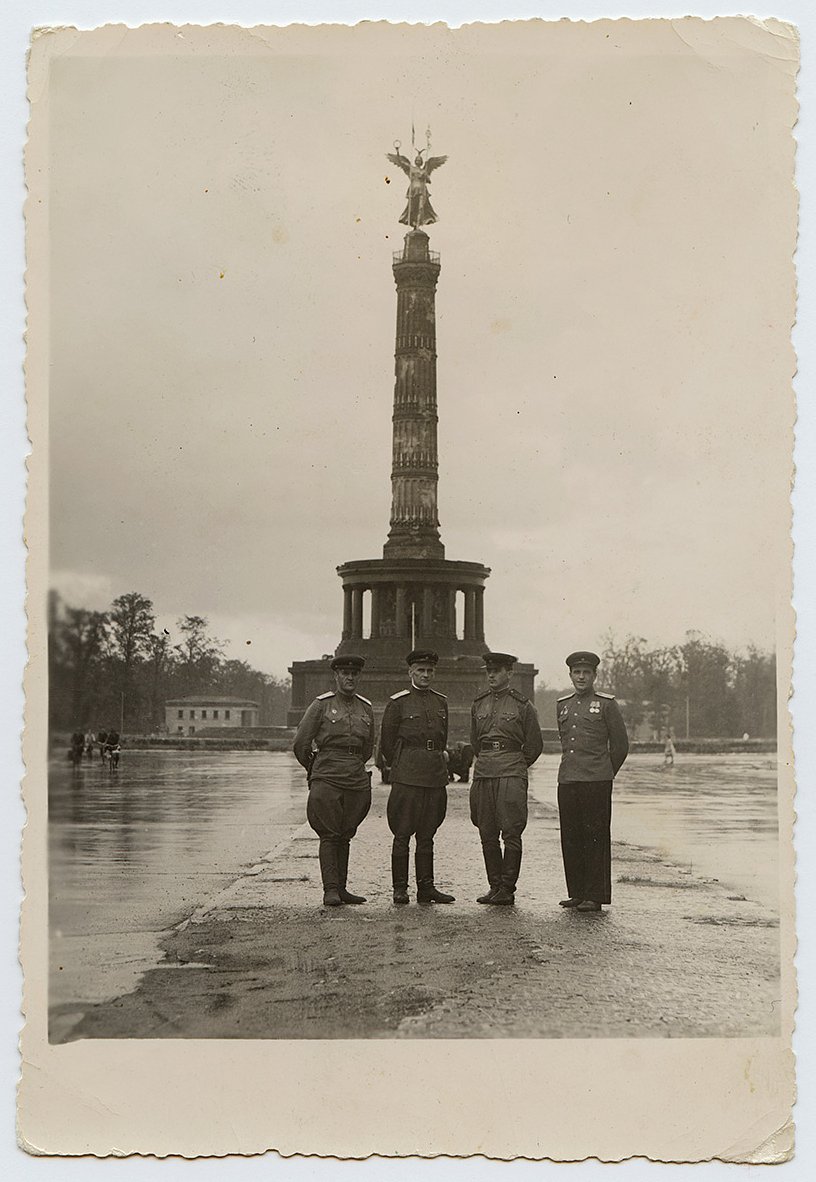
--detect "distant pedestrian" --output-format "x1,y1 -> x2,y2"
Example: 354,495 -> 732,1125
104,728 -> 121,769
663,728 -> 676,767
293,656 -> 374,907
380,650 -> 454,905
70,730 -> 85,767
469,652 -> 543,905
556,651 -> 629,913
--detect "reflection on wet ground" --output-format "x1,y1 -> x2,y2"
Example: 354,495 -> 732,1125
49,750 -> 306,1009
50,749 -> 779,1014
529,752 -> 779,911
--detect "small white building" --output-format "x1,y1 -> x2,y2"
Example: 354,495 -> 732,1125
164,696 -> 260,735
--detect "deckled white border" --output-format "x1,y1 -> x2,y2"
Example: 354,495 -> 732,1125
4,2 -> 815,1177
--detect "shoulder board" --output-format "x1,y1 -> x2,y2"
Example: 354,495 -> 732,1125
430,688 -> 447,699
596,692 -> 616,700
356,694 -> 372,706
509,688 -> 528,703
557,692 -> 576,702
316,691 -> 334,701
390,689 -> 410,700
473,689 -> 491,702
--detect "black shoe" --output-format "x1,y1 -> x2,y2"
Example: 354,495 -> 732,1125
477,886 -> 500,904
417,885 -> 455,904
338,887 -> 366,904
576,900 -> 602,912
322,888 -> 343,907
486,886 -> 515,906
393,887 -> 409,905
559,898 -> 582,908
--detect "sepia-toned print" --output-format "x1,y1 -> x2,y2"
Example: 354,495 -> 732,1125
21,18 -> 797,1161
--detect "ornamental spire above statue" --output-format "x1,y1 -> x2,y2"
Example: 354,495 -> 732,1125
387,126 -> 448,228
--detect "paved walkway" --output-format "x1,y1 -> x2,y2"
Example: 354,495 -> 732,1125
54,785 -> 780,1042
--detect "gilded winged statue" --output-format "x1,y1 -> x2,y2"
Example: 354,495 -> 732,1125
386,147 -> 448,228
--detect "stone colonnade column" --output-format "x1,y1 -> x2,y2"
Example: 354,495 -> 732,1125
475,586 -> 485,642
351,587 -> 364,639
464,588 -> 476,640
370,586 -> 381,639
342,586 -> 353,640
421,587 -> 434,637
395,585 -> 408,639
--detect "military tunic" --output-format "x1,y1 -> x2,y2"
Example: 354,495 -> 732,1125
380,686 -> 449,788
293,691 -> 375,891
556,691 -> 629,784
555,690 -> 630,906
469,688 -> 543,893
380,685 -> 450,873
293,691 -> 374,791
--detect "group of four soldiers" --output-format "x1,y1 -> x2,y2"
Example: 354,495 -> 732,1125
293,647 -> 629,911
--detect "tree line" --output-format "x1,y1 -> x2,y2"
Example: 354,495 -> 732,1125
536,631 -> 775,739
48,590 -> 291,734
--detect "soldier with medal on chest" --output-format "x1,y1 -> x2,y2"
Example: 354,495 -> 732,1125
293,655 -> 375,907
556,650 -> 630,913
379,649 -> 455,905
469,652 -> 544,905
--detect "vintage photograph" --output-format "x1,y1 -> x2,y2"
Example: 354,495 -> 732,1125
21,17 -> 797,1160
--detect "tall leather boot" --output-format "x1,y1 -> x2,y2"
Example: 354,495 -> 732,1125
416,847 -> 455,904
477,842 -> 504,904
337,840 -> 366,904
489,844 -> 522,906
318,840 -> 341,907
392,846 -> 410,904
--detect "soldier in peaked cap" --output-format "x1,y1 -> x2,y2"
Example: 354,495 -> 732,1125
470,652 -> 544,905
293,655 -> 375,907
556,651 -> 629,913
379,649 -> 455,904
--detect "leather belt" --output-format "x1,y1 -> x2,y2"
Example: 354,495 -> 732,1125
324,746 -> 363,755
480,740 -> 522,752
403,739 -> 442,751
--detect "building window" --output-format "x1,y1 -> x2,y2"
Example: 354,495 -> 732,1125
189,710 -> 195,719
202,710 -> 207,719
177,709 -> 183,719
213,710 -> 219,719
225,709 -> 231,721
177,726 -> 183,734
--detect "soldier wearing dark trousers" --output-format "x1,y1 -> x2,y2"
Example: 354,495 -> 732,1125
380,649 -> 455,905
293,655 -> 374,907
470,652 -> 544,905
556,651 -> 629,913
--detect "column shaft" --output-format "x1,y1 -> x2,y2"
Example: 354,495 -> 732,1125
421,586 -> 434,637
475,586 -> 485,641
342,586 -> 353,640
370,586 -> 381,639
464,588 -> 476,641
395,586 -> 408,639
351,587 -> 364,639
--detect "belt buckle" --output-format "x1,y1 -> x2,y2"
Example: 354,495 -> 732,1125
491,740 -> 502,750
426,739 -> 435,751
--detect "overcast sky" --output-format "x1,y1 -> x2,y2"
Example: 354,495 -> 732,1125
47,21 -> 795,688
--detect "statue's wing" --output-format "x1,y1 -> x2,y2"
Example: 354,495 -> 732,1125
386,152 -> 411,176
425,155 -> 448,174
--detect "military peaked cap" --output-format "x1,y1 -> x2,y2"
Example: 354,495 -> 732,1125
406,649 -> 439,665
482,651 -> 517,667
330,654 -> 366,671
565,651 -> 600,670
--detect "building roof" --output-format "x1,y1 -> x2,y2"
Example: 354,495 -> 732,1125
165,696 -> 260,707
